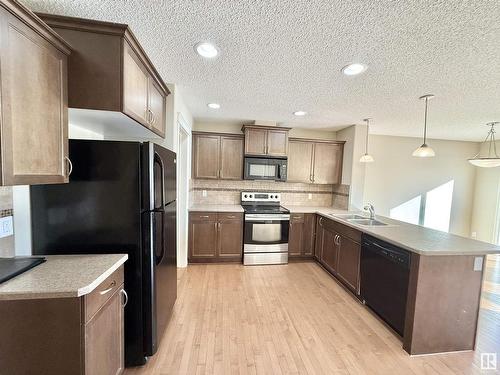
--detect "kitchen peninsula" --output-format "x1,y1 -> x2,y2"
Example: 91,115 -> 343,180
0,254 -> 128,375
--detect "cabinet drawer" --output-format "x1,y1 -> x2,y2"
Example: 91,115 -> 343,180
290,213 -> 305,223
218,212 -> 243,221
85,267 -> 124,322
331,220 -> 362,243
190,212 -> 217,221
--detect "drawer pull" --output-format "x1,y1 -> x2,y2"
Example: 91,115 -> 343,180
227,215 -> 236,218
199,215 -> 210,218
121,289 -> 129,307
99,280 -> 116,295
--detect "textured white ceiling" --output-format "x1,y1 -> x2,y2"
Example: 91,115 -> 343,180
25,0 -> 500,141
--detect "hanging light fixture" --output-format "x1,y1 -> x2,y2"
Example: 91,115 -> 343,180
360,118 -> 374,163
413,94 -> 436,157
468,122 -> 500,168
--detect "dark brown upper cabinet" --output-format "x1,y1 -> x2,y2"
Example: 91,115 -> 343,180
0,0 -> 71,186
288,138 -> 344,185
192,132 -> 244,180
37,13 -> 170,138
242,125 -> 290,157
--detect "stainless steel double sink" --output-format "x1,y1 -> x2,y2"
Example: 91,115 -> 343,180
330,213 -> 389,227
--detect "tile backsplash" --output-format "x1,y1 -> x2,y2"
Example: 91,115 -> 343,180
0,187 -> 14,257
190,179 -> 349,209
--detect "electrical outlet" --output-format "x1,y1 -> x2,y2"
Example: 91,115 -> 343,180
308,193 -> 312,200
202,190 -> 207,197
473,257 -> 483,272
471,231 -> 477,239
0,216 -> 13,238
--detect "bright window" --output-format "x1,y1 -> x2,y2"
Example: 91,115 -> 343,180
390,180 -> 455,232
389,196 -> 421,225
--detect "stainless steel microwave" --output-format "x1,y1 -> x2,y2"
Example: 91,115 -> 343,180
244,157 -> 287,181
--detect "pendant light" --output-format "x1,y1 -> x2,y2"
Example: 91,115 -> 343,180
468,122 -> 500,168
413,94 -> 436,157
360,118 -> 374,163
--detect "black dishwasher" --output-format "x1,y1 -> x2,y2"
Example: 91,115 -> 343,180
360,234 -> 411,336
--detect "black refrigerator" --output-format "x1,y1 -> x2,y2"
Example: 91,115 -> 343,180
30,140 -> 177,367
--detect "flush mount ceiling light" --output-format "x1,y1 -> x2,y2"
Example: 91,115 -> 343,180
293,111 -> 307,116
413,94 -> 436,157
207,103 -> 220,109
341,63 -> 367,76
468,122 -> 500,168
195,42 -> 218,58
360,118 -> 374,163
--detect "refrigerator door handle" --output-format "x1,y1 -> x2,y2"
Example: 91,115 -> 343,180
154,152 -> 165,210
155,210 -> 166,266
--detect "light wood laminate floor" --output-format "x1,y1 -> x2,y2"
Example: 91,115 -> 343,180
126,256 -> 500,375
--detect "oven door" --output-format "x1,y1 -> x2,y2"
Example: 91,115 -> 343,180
244,157 -> 286,181
244,214 -> 289,252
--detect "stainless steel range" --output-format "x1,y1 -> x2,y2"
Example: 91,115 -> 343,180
241,192 -> 290,265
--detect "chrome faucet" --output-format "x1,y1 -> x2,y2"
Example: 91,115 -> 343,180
364,204 -> 375,220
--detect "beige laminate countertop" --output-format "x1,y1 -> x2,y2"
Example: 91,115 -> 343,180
0,254 -> 128,301
189,204 -> 244,213
284,205 -> 500,256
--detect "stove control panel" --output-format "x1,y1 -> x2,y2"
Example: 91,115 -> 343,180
241,192 -> 281,203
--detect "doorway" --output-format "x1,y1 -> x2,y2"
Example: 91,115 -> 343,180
176,114 -> 190,267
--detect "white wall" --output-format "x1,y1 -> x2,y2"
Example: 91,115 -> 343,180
337,125 -> 367,210
363,135 -> 479,237
470,140 -> 500,243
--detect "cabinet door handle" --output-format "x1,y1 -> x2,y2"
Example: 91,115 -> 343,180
64,156 -> 73,177
319,217 -> 323,226
151,110 -> 157,126
338,236 -> 341,246
120,289 -> 129,307
99,280 -> 116,295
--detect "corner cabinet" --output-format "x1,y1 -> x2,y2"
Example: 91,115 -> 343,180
188,212 -> 243,263
192,132 -> 244,180
288,139 -> 344,185
38,13 -> 169,138
0,266 -> 126,375
242,125 -> 290,157
0,0 -> 71,185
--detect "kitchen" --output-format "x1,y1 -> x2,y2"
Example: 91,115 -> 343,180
0,0 -> 499,374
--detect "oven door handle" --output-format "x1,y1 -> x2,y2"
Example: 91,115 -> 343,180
245,214 -> 290,221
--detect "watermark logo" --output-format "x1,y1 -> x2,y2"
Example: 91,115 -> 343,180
481,353 -> 497,370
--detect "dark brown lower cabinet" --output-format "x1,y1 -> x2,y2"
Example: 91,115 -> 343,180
314,215 -> 361,295
320,226 -> 338,273
189,212 -> 243,263
314,216 -> 323,259
336,234 -> 361,293
289,213 -> 316,259
0,266 -> 125,375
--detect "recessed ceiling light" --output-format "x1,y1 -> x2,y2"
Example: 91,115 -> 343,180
341,63 -> 367,76
207,103 -> 220,109
293,111 -> 307,116
195,42 -> 218,58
